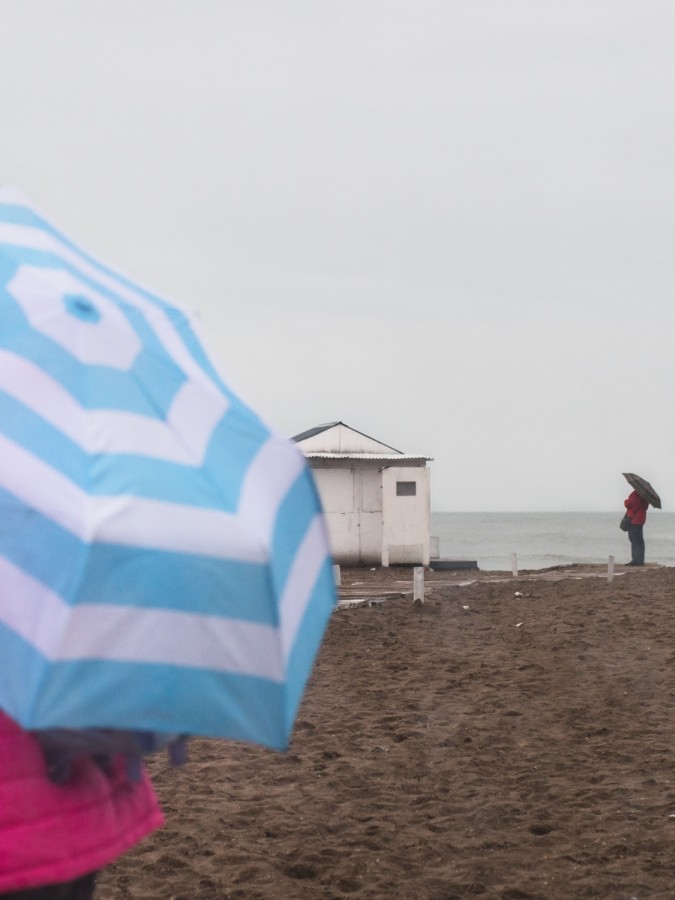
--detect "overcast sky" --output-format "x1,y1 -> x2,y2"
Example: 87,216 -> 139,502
2,1 -> 674,511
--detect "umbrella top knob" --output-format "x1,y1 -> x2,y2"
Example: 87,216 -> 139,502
65,294 -> 101,323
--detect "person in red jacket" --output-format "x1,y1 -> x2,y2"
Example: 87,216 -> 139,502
0,711 -> 164,898
624,489 -> 649,566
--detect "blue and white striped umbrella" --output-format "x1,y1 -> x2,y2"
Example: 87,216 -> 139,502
0,186 -> 335,750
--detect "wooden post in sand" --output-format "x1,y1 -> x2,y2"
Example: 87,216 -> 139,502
332,564 -> 341,587
413,566 -> 424,606
511,553 -> 518,577
607,555 -> 615,584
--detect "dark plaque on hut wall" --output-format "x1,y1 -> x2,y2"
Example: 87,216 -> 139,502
396,481 -> 416,496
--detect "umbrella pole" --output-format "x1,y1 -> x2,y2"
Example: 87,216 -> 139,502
607,555 -> 615,584
511,553 -> 518,577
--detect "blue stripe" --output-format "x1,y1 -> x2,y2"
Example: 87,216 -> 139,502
0,489 -> 283,623
173,314 -> 230,396
0,489 -> 88,601
0,621 -> 48,725
0,330 -> 185,417
76,545 -> 275,621
0,202 -> 49,229
200,410 -> 270,508
0,391 -> 89,483
0,624 -> 288,747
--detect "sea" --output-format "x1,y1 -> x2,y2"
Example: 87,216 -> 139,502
431,511 -> 675,571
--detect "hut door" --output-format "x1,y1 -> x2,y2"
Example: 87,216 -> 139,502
314,467 -> 360,564
381,467 -> 430,565
357,465 -> 383,565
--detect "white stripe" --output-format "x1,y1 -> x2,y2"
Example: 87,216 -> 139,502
0,351 -> 228,465
92,494 -> 266,561
0,556 -> 284,680
59,605 -> 284,679
0,556 -> 71,654
0,186 -> 33,206
279,515 -> 333,663
0,433 -> 266,561
0,218 -> 220,397
0,433 -> 85,535
237,438 -> 307,547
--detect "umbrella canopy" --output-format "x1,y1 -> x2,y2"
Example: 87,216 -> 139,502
0,186 -> 335,750
623,472 -> 662,509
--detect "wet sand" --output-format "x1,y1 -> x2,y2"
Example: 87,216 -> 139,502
101,564 -> 675,898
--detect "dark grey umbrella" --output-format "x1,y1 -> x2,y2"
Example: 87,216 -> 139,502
623,472 -> 662,509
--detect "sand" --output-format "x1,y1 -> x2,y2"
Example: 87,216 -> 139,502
100,564 -> 675,899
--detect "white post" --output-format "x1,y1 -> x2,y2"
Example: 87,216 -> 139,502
413,566 -> 424,605
607,555 -> 615,584
333,564 -> 341,587
511,553 -> 518,577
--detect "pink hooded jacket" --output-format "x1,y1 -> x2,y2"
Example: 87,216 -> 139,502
625,489 -> 649,526
0,712 -> 164,892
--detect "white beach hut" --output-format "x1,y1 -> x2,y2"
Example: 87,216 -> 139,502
293,421 -> 432,567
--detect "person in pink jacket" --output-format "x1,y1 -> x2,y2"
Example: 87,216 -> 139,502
624,489 -> 650,566
0,711 -> 164,898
